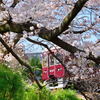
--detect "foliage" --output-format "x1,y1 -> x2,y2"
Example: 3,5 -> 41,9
25,84 -> 81,100
52,89 -> 81,100
37,87 -> 53,100
29,57 -> 42,76
0,63 -> 25,100
29,57 -> 42,68
22,57 -> 42,80
25,85 -> 53,100
24,84 -> 38,100
0,64 -> 81,100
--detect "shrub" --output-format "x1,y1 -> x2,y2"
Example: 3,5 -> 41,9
25,85 -> 81,100
25,84 -> 53,100
52,89 -> 81,100
22,57 -> 42,80
29,57 -> 42,77
24,85 -> 38,100
0,63 -> 25,100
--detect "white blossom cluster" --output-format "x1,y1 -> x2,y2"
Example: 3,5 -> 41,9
0,33 -> 25,66
61,49 -> 96,80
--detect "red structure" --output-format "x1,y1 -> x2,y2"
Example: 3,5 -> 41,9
42,65 -> 65,80
42,47 -> 65,81
42,67 -> 49,80
55,65 -> 65,78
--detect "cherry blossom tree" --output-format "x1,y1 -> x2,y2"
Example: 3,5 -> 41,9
0,0 -> 100,89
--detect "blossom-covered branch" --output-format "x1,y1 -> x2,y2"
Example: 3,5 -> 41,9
0,36 -> 43,89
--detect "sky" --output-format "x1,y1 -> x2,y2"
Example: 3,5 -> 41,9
20,36 -> 44,53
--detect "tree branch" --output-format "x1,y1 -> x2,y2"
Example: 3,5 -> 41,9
0,36 -> 43,89
26,37 -> 71,76
87,52 -> 100,65
0,0 -> 99,65
43,0 -> 88,39
26,37 -> 65,67
0,0 -> 91,63
51,37 -> 100,64
38,0 -> 89,40
63,26 -> 92,34
13,34 -> 23,46
52,0 -> 88,36
10,0 -> 19,8
51,37 -> 84,53
0,21 -> 39,34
